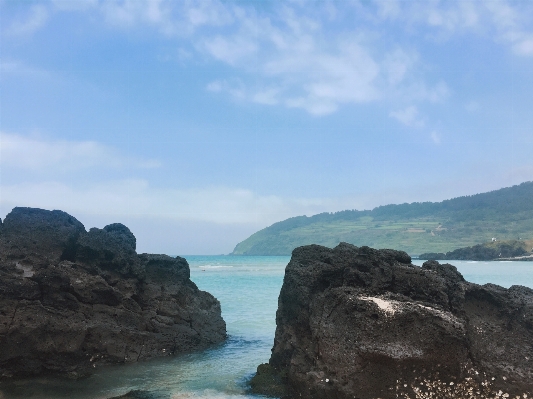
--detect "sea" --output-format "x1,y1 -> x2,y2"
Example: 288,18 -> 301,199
1,256 -> 532,399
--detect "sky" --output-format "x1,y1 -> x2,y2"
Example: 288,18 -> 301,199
1,0 -> 533,255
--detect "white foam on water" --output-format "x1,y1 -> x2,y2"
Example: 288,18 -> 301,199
171,390 -> 255,398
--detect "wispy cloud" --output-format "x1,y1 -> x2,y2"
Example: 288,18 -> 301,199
97,0 -> 234,36
51,0 -> 98,12
485,1 -> 533,57
389,106 -> 425,128
206,79 -> 246,100
0,180 -> 351,226
5,4 -> 48,36
3,0 -> 533,116
197,8 -> 387,116
424,1 -> 480,34
0,132 -> 161,172
394,1 -> 533,57
200,34 -> 258,65
431,131 -> 441,145
0,60 -> 51,79
465,100 -> 481,113
2,1 -> 437,116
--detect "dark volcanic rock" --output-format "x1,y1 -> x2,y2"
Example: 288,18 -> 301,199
419,239 -> 529,261
1,207 -> 86,264
0,207 -> 226,378
251,243 -> 533,399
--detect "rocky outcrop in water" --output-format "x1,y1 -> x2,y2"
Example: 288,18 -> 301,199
419,239 -> 531,261
0,207 -> 226,378
251,243 -> 533,399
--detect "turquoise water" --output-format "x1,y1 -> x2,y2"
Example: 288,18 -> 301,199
0,256 -> 532,399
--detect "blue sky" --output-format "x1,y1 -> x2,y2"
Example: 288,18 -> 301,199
1,0 -> 533,254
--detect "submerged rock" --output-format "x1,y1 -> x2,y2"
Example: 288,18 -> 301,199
0,207 -> 226,378
251,243 -> 533,399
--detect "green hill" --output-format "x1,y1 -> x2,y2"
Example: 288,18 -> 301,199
231,181 -> 533,255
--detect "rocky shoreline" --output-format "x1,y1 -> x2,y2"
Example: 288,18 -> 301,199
498,254 -> 533,261
419,239 -> 532,261
0,207 -> 226,379
251,243 -> 533,399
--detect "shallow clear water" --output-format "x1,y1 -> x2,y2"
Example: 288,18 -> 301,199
412,259 -> 533,288
0,256 -> 531,399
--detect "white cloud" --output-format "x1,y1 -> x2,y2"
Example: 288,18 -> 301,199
207,33 -> 382,115
486,1 -> 518,31
383,49 -> 416,86
374,0 -> 401,20
427,81 -> 450,103
484,1 -> 533,57
185,0 -> 233,28
465,100 -> 481,113
285,97 -> 338,116
200,35 -> 257,65
96,0 -> 193,36
252,88 -> 280,106
6,0 -> 533,119
5,4 -> 48,36
405,81 -> 450,104
99,1 -> 156,28
431,131 -> 441,145
0,132 -> 161,172
96,0 -> 233,36
51,0 -> 98,12
3,1 -> 452,116
511,35 -> 533,56
190,3 -> 464,116
0,60 -> 50,79
426,1 -> 479,32
389,106 -> 425,128
372,1 -> 533,57
206,80 -> 223,92
206,79 -> 245,100
0,180 -> 348,226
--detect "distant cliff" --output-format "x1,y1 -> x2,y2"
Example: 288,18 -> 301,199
0,207 -> 226,379
232,181 -> 533,255
250,243 -> 533,398
419,239 -> 533,261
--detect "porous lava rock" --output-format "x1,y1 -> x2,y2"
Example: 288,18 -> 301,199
251,243 -> 533,399
0,207 -> 226,378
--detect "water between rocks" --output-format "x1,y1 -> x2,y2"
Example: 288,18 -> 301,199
1,256 -> 532,399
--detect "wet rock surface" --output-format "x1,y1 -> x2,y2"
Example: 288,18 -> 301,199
251,243 -> 533,399
0,207 -> 226,378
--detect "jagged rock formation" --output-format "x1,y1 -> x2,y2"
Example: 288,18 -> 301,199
0,207 -> 226,378
251,243 -> 533,399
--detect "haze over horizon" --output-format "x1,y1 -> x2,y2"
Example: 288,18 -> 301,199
1,0 -> 533,254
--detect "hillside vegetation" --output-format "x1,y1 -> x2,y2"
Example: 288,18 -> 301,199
231,181 -> 533,255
